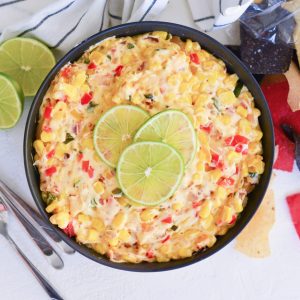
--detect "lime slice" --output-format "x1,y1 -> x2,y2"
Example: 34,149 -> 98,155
93,105 -> 149,168
0,38 -> 55,96
0,72 -> 24,128
117,141 -> 184,206
134,110 -> 197,165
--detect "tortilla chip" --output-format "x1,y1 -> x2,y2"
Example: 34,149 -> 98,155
286,193 -> 300,239
235,188 -> 275,258
285,61 -> 300,112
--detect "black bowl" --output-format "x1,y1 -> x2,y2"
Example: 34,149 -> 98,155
24,21 -> 274,272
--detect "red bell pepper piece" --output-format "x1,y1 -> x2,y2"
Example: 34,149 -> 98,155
114,65 -> 123,77
225,135 -> 249,146
45,166 -> 57,176
235,143 -> 248,154
44,105 -> 52,119
217,177 -> 235,187
77,152 -> 83,161
63,222 -> 75,237
61,66 -> 71,79
190,53 -> 200,64
88,166 -> 94,178
146,249 -> 154,259
200,123 -> 212,133
80,92 -> 93,105
88,62 -> 97,69
229,215 -> 237,225
161,235 -> 170,243
46,149 -> 55,159
82,160 -> 89,172
161,216 -> 172,224
43,126 -> 52,133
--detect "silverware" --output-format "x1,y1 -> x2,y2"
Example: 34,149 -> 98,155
0,199 -> 63,300
0,195 -> 64,269
0,180 -> 75,255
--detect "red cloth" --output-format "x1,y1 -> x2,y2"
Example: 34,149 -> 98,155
286,193 -> 300,239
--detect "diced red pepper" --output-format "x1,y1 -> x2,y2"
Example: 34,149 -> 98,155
45,166 -> 57,177
229,215 -> 237,225
161,216 -> 172,224
43,126 -> 52,133
63,222 -> 75,237
235,143 -> 248,154
234,165 -> 239,175
80,92 -> 93,105
99,198 -> 105,205
88,62 -> 97,69
146,249 -> 154,259
200,123 -> 212,133
211,153 -> 220,166
225,135 -> 249,146
161,235 -> 170,243
46,149 -> 55,159
44,105 -> 52,119
286,193 -> 300,239
88,166 -> 94,178
77,152 -> 83,161
114,65 -> 123,77
190,53 -> 200,64
192,201 -> 203,208
61,66 -> 71,79
217,177 -> 235,187
82,160 -> 89,172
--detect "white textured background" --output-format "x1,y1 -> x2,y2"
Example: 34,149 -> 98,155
0,1 -> 300,299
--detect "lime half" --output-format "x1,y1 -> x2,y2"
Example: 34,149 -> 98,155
0,72 -> 24,128
0,38 -> 55,96
93,105 -> 149,168
134,110 -> 197,165
117,141 -> 184,206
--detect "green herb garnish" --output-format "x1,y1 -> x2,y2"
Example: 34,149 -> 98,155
112,187 -> 123,197
171,225 -> 178,231
64,133 -> 74,144
233,80 -> 243,97
249,172 -> 257,178
212,97 -> 220,112
90,198 -> 98,208
144,93 -> 154,100
87,101 -> 98,112
73,179 -> 81,188
107,54 -> 111,60
128,95 -> 132,101
127,43 -> 135,49
166,32 -> 171,40
41,192 -> 56,205
84,58 -> 90,64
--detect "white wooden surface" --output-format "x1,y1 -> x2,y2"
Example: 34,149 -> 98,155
0,1 -> 299,299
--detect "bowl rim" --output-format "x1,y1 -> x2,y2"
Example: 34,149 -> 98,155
24,21 -> 274,272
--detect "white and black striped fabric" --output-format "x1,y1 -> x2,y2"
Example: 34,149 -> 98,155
0,0 -> 252,54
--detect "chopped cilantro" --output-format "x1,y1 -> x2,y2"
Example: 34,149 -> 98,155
128,95 -> 132,101
212,98 -> 220,112
171,225 -> 178,231
127,43 -> 135,49
90,198 -> 98,208
41,192 -> 56,205
64,133 -> 74,144
144,93 -> 154,100
84,58 -> 90,64
166,32 -> 171,40
87,101 -> 98,112
233,80 -> 243,97
249,172 -> 257,178
107,54 -> 111,60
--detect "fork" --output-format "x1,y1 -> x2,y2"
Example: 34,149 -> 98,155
0,199 -> 63,300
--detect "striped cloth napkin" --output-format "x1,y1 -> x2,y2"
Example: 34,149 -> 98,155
0,0 -> 253,53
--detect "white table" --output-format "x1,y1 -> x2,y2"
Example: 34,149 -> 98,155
0,1 -> 300,299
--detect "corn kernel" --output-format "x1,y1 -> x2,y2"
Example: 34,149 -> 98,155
33,140 -> 44,156
93,243 -> 107,255
253,130 -> 263,141
238,119 -> 252,134
55,143 -> 68,159
93,153 -> 101,162
197,131 -> 209,145
227,150 -> 242,163
40,131 -> 55,143
118,229 -> 131,242
208,169 -> 222,182
253,108 -> 261,117
202,60 -> 215,71
218,91 -> 237,106
140,208 -> 156,222
109,237 -> 119,247
185,39 -> 193,52
172,202 -> 183,211
236,105 -> 248,118
46,200 -> 58,213
72,72 -> 86,86
152,31 -> 168,39
215,186 -> 228,201
178,247 -> 192,258
71,109 -> 82,121
192,173 -> 202,182
91,217 -> 105,233
233,197 -> 243,213
118,197 -> 128,206
89,51 -> 104,64
53,101 -> 67,112
50,211 -> 70,229
199,202 -> 211,219
201,214 -> 213,229
86,229 -> 99,242
82,138 -> 94,150
179,82 -> 190,93
112,211 -> 127,229
77,213 -> 91,224
156,255 -> 170,262
207,236 -> 217,247
159,244 -> 171,255
242,162 -> 248,177
221,206 -> 233,223
217,114 -> 232,125
196,161 -> 205,172
93,181 -> 104,194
